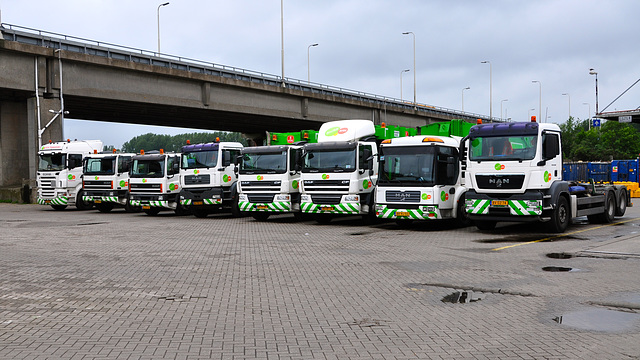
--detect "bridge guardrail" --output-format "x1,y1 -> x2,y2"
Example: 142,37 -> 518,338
1,23 -> 495,122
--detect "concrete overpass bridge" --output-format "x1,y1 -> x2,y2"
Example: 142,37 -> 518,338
0,23 -> 490,199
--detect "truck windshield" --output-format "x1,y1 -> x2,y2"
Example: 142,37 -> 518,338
84,157 -> 116,175
379,146 -> 436,186
302,149 -> 356,173
469,135 -> 538,161
182,151 -> 218,169
38,153 -> 66,172
130,159 -> 165,178
240,151 -> 287,174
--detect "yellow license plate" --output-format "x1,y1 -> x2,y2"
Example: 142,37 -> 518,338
491,200 -> 508,206
142,205 -> 151,210
395,211 -> 410,217
193,201 -> 203,206
256,205 -> 268,210
44,200 -> 51,204
321,206 -> 334,211
94,199 -> 102,204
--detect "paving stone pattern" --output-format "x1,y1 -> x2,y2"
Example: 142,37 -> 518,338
1,203 -> 640,359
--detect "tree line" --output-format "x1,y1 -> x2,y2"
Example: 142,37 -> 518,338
116,131 -> 248,153
559,118 -> 640,161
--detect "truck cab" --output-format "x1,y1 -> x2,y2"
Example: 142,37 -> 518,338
37,139 -> 103,210
128,150 -> 182,216
82,150 -> 139,213
179,141 -> 243,218
375,135 -> 467,225
237,144 -> 304,220
299,120 -> 378,223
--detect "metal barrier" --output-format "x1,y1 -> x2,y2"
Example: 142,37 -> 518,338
1,23 -> 494,122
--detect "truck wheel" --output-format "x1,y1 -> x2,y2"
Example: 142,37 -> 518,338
616,190 -> 627,217
548,196 -> 569,233
96,203 -> 114,213
144,208 -> 161,216
589,193 -> 615,224
230,191 -> 242,218
456,198 -> 472,227
51,205 -> 67,211
124,196 -> 141,213
252,213 -> 270,221
75,190 -> 93,210
476,221 -> 497,231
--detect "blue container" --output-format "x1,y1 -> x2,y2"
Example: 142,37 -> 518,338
562,162 -> 611,182
611,159 -> 639,183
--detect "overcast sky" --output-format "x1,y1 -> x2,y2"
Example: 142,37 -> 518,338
2,0 -> 640,147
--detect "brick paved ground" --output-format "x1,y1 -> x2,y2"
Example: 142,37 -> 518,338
1,202 -> 640,359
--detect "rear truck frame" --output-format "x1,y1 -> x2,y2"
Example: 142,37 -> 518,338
128,150 -> 183,216
82,150 -> 140,213
237,144 -> 305,221
461,118 -> 630,232
36,139 -> 103,210
178,141 -> 243,218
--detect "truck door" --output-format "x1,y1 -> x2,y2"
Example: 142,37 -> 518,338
435,148 -> 458,210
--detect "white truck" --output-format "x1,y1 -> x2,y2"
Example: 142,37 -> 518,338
374,135 -> 469,226
299,119 -> 379,224
128,150 -> 183,216
37,139 -> 103,210
82,151 -> 139,213
462,118 -> 630,232
179,141 -> 243,218
237,144 -> 305,221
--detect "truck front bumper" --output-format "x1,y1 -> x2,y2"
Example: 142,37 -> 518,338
179,188 -> 223,207
375,204 -> 440,220
465,191 -> 543,221
238,193 -> 294,213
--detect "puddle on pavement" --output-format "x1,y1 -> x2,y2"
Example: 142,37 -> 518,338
542,266 -> 579,272
442,290 -> 484,303
546,253 -> 574,259
477,234 -> 584,244
554,308 -> 640,332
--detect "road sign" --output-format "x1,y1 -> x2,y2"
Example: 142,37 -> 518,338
592,119 -> 601,127
619,115 -> 632,123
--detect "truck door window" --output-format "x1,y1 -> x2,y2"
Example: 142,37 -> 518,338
68,154 -> 83,169
359,145 -> 373,170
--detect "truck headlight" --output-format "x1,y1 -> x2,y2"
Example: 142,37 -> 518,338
344,195 -> 359,202
238,194 -> 248,201
275,194 -> 290,201
301,195 -> 311,202
158,196 -> 164,201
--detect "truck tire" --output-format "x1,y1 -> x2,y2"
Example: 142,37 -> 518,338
456,197 -> 472,227
75,190 -> 93,210
548,196 -> 569,233
589,193 -> 615,224
96,203 -> 114,213
475,221 -> 497,231
616,189 -> 627,217
230,190 -> 242,218
51,205 -> 67,211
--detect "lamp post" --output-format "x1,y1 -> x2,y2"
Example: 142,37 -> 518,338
562,93 -> 571,120
400,69 -> 410,102
461,87 -> 470,112
532,80 -> 541,122
280,0 -> 285,87
402,31 -> 416,109
157,2 -> 169,54
307,43 -> 318,83
583,102 -> 591,130
481,60 -> 492,121
501,99 -> 508,121
589,68 -> 598,115
528,108 -> 535,120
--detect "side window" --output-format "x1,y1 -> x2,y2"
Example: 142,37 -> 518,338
118,156 -> 132,173
436,147 -> 458,185
542,133 -> 560,159
167,156 -> 177,175
359,145 -> 373,169
68,154 -> 83,169
290,148 -> 301,171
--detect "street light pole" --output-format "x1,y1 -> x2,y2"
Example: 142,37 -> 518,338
589,68 -> 598,115
280,0 -> 285,87
462,87 -> 470,112
562,93 -> 571,120
157,2 -> 169,54
532,80 -> 541,122
528,108 -> 535,120
501,99 -> 508,121
481,61 -> 492,122
307,43 -> 318,83
402,32 -> 416,109
400,69 -> 410,102
583,102 -> 591,130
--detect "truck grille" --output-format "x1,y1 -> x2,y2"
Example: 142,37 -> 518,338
241,180 -> 281,192
184,174 -> 211,185
475,175 -> 525,190
247,194 -> 275,203
83,180 -> 112,190
385,190 -> 421,202
311,194 -> 343,205
303,180 -> 349,193
130,183 -> 161,193
38,175 -> 57,197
